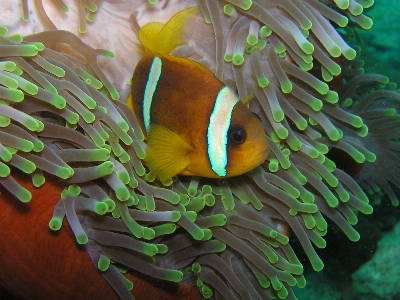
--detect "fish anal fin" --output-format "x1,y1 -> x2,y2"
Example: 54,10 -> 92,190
145,125 -> 193,182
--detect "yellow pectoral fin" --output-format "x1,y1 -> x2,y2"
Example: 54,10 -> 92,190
145,125 -> 193,182
126,94 -> 134,110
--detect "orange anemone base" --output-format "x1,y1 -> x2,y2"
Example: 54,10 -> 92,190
0,170 -> 202,300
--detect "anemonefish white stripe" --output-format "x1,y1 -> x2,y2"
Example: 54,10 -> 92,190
143,56 -> 162,133
207,87 -> 239,176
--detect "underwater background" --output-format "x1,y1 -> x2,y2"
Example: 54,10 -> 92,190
295,0 -> 400,299
1,0 -> 400,300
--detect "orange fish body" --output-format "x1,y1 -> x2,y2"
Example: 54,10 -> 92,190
127,7 -> 268,182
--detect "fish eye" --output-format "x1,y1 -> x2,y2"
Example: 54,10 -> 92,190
228,126 -> 247,145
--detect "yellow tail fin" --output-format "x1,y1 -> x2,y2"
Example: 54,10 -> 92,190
138,6 -> 200,55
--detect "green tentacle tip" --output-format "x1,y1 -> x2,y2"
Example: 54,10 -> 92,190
288,137 -> 302,151
19,159 -> 36,174
0,61 -> 16,72
224,53 -> 233,62
0,75 -> 18,89
79,25 -> 87,34
116,186 -> 130,201
351,116 -> 363,128
98,254 -> 111,271
343,47 -> 357,60
335,0 -> 349,10
0,148 -> 12,162
168,270 -> 183,282
211,214 -> 227,227
255,39 -> 267,50
170,211 -> 181,222
302,203 -> 318,213
260,25 -> 272,37
15,187 -> 31,202
0,26 -> 8,36
358,15 -> 373,30
247,34 -> 258,46
122,277 -> 134,291
327,128 -> 340,141
245,44 -> 254,54
103,199 -> 115,212
32,172 -> 45,187
87,12 -> 96,23
179,194 -> 190,206
324,91 -> 339,104
232,53 -> 244,66
385,108 -> 396,117
301,41 -> 314,55
81,111 -> 95,124
296,118 -> 307,130
94,202 -> 108,215
203,194 -> 215,207
224,4 -> 236,16
98,161 -> 115,176
316,82 -> 329,95
348,230 -> 360,242
274,43 -> 286,54
67,184 -> 81,196
257,76 -> 269,88
141,243 -> 158,256
201,285 -> 213,299
273,109 -> 284,122
22,44 -> 39,56
51,94 -> 67,109
191,227 -> 205,241
117,171 -> 130,184
268,159 -> 279,172
56,167 -> 73,179
365,151 -> 376,163
8,89 -> 24,102
76,234 -> 88,245
310,98 -> 322,111
49,218 -> 63,231
30,42 -> 44,51
0,116 -> 10,127
109,88 -> 120,100
32,139 -> 44,152
276,127 -> 289,139
22,82 -> 39,96
270,276 -> 282,291
61,188 -> 69,199
233,0 -> 252,10
86,2 -> 97,12
156,244 -> 168,254
20,140 -> 34,152
100,49 -> 114,58
148,0 -> 158,4
35,120 -> 44,132
128,177 -> 138,189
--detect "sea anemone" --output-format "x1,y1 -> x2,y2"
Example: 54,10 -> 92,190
333,73 -> 400,206
1,0 -> 396,299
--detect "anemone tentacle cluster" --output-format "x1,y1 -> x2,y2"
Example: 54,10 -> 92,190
1,0 -> 399,299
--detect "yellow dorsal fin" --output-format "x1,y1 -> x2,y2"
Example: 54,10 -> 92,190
145,125 -> 193,182
139,6 -> 200,55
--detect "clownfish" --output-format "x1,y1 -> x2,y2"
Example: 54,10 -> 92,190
126,7 -> 268,183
